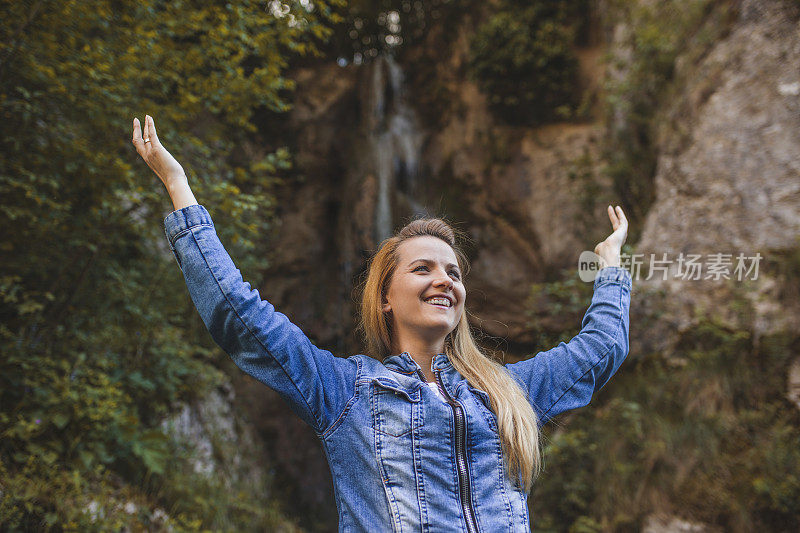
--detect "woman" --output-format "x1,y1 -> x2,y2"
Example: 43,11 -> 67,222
132,114 -> 631,531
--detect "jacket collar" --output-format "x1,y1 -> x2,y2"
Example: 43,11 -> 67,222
383,351 -> 453,375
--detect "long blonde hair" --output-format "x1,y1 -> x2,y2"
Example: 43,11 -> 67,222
359,217 -> 542,492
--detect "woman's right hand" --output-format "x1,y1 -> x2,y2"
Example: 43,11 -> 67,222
131,114 -> 187,190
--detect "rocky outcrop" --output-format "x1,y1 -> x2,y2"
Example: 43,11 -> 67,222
643,513 -> 721,533
633,0 -> 800,356
789,357 -> 800,410
161,382 -> 271,495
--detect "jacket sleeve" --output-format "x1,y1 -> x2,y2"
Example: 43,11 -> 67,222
504,266 -> 632,428
163,204 -> 358,434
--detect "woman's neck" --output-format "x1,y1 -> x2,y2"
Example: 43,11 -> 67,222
391,336 -> 444,383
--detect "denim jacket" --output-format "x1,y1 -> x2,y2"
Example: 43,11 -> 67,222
164,205 -> 632,532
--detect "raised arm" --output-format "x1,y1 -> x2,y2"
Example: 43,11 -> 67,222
504,205 -> 631,428
505,266 -> 631,428
132,115 -> 358,434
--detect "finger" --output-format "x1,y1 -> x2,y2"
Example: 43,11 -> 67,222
613,207 -> 628,243
615,206 -> 628,229
145,114 -> 160,145
131,117 -> 145,154
608,205 -> 619,229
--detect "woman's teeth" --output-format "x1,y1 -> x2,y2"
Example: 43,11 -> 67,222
425,297 -> 451,307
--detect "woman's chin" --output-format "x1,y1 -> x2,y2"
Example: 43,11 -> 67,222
415,321 -> 456,340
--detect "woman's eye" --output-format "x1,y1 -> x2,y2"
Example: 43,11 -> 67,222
412,265 -> 459,279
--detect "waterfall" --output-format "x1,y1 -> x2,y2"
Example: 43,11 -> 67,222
365,53 -> 427,242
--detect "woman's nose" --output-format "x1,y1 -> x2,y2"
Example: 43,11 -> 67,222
433,271 -> 454,289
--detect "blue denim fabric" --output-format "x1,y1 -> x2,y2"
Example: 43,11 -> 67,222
164,204 -> 632,532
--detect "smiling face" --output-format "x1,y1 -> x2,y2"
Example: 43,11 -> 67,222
382,235 -> 466,350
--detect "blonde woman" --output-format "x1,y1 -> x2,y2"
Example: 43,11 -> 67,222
132,114 -> 631,531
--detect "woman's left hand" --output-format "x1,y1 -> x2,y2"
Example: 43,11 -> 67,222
594,205 -> 628,268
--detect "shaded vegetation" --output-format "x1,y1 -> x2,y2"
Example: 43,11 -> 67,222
530,294 -> 800,531
317,0 -> 479,130
524,272 -> 593,353
323,0 -> 463,63
318,0 -> 592,129
0,0 -> 344,529
467,0 -> 591,126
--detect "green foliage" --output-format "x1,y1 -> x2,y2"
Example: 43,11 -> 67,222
324,0 -> 470,63
525,272 -> 594,353
146,435 -> 302,532
0,0 -> 344,528
530,315 -> 800,532
467,0 -> 590,126
566,149 -> 611,233
319,0 -> 478,130
0,458 -> 160,531
0,451 -> 300,531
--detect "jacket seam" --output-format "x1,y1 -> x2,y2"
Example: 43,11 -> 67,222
388,367 -> 416,375
373,390 -> 404,532
412,415 -> 429,532
169,223 -> 213,247
321,357 -> 363,439
594,267 -> 632,290
494,424 -> 513,528
189,227 -> 325,432
542,282 -> 625,419
596,279 -> 631,290
319,438 -> 347,528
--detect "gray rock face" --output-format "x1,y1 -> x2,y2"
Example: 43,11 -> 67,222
640,0 -> 800,258
161,382 -> 269,493
633,0 -> 800,355
643,513 -> 720,533
789,357 -> 800,410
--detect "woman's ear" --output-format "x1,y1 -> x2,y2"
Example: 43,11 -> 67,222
382,291 -> 391,313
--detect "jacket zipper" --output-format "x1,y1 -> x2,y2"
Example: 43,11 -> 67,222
436,370 -> 480,533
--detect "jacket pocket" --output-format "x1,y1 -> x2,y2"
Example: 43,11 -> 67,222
371,378 -> 421,437
467,384 -> 499,434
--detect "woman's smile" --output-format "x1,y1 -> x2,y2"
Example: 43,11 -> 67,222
423,295 -> 454,309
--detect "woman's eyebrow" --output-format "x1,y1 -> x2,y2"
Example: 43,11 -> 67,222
408,258 -> 460,270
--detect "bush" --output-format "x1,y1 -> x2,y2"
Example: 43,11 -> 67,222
467,0 -> 590,126
0,0 -> 344,528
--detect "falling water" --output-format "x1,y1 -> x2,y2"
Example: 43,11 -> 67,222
365,53 -> 427,242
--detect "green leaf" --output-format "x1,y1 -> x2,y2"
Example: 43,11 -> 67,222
52,412 -> 70,429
